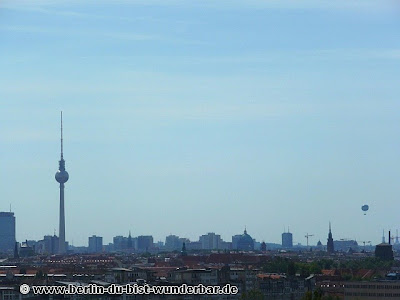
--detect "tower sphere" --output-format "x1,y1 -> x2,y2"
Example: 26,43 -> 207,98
55,170 -> 69,183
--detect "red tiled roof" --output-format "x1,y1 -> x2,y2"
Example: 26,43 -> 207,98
257,274 -> 285,280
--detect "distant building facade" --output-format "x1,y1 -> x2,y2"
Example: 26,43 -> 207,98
186,241 -> 202,250
200,233 -> 222,250
375,243 -> 394,260
344,280 -> 400,299
113,235 -> 128,251
137,235 -> 153,252
165,235 -> 182,251
282,232 -> 293,248
88,235 -> 103,253
333,240 -> 358,252
232,234 -> 242,249
257,273 -> 306,300
0,212 -> 16,254
38,235 -> 59,254
19,240 -> 35,257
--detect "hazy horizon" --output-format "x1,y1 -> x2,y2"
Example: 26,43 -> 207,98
1,0 -> 400,247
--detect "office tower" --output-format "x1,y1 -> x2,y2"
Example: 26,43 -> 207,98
0,212 -> 16,253
282,230 -> 293,248
137,236 -> 153,252
88,235 -> 103,253
165,235 -> 182,251
200,232 -> 222,250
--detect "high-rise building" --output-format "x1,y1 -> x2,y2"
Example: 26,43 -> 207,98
282,231 -> 293,248
200,233 -> 222,250
232,234 -> 242,249
0,212 -> 16,253
137,236 -> 153,252
42,235 -> 59,254
55,112 -> 69,254
88,235 -> 103,253
165,235 -> 182,251
327,222 -> 334,254
113,235 -> 128,251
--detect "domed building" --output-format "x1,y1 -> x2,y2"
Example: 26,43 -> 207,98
236,228 -> 254,251
316,240 -> 323,250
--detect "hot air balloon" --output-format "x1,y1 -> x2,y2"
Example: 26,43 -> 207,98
361,205 -> 369,215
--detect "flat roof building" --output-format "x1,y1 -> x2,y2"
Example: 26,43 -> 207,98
0,212 -> 16,254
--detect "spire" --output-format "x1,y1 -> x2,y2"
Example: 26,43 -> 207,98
60,111 -> 63,160
327,222 -> 334,254
57,111 -> 67,173
127,230 -> 133,249
181,242 -> 187,256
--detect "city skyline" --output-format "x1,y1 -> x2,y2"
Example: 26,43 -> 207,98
1,205 -> 397,248
1,0 -> 400,246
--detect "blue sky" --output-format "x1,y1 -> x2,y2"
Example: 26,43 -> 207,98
1,0 -> 400,246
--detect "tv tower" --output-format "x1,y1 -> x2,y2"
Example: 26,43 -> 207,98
55,112 -> 69,254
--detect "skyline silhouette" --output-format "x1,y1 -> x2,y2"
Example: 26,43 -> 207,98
1,0 -> 399,246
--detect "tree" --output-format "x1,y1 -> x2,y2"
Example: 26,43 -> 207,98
313,288 -> 323,300
240,289 -> 264,300
287,261 -> 296,276
35,270 -> 45,278
301,291 -> 313,300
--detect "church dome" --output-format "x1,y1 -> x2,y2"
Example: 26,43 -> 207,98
237,229 -> 254,251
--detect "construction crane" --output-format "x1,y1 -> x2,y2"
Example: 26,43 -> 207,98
359,241 -> 371,250
388,230 -> 400,245
387,230 -> 400,244
305,233 -> 314,247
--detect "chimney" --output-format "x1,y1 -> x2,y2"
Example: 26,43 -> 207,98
389,231 -> 391,245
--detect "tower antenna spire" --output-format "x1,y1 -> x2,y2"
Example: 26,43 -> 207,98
61,111 -> 63,159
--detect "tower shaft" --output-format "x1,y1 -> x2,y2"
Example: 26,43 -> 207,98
59,183 -> 65,253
